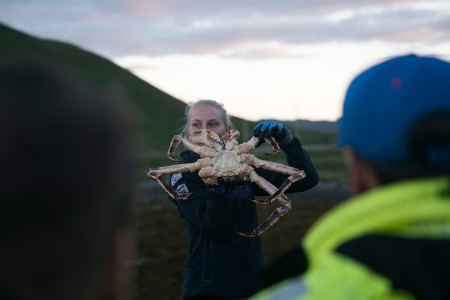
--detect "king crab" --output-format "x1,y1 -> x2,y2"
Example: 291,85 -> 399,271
147,128 -> 306,237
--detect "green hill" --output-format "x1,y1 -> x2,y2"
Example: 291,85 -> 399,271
0,23 -> 258,148
0,23 -> 343,181
0,22 -> 190,150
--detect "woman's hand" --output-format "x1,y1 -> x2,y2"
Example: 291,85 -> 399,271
253,121 -> 293,146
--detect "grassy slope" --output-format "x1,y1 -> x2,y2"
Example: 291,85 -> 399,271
0,24 -> 342,176
1,23 -> 268,148
1,23 -> 186,150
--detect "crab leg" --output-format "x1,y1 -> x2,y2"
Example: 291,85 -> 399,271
241,155 -> 306,203
249,156 -> 306,203
237,136 -> 280,155
168,132 -> 219,163
251,156 -> 305,176
235,170 -> 292,237
147,158 -> 211,199
167,135 -> 183,161
238,201 -> 292,237
265,172 -> 305,203
148,172 -> 190,199
246,169 -> 289,205
264,136 -> 280,155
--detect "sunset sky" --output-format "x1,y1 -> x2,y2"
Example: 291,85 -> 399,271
1,0 -> 449,121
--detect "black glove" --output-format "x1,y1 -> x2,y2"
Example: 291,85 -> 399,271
253,121 -> 291,144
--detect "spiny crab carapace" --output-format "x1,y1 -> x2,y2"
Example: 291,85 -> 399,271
147,128 -> 306,237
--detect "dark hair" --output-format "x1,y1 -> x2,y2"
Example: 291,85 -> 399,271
0,57 -> 136,300
367,111 -> 450,184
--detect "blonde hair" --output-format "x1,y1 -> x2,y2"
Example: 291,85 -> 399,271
180,99 -> 233,136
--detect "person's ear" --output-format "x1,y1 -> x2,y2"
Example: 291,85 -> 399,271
343,147 -> 379,195
106,231 -> 134,300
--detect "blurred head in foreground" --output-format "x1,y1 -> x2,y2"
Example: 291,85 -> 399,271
0,57 -> 136,300
338,54 -> 450,194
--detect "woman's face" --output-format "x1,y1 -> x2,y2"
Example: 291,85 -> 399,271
188,104 -> 227,139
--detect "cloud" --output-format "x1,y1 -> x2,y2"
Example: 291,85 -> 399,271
1,0 -> 449,59
3,0 -> 449,121
111,1 -> 450,58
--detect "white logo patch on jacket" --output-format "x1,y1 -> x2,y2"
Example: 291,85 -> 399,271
171,173 -> 183,186
175,183 -> 189,196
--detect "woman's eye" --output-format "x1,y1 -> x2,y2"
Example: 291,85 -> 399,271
208,122 -> 218,128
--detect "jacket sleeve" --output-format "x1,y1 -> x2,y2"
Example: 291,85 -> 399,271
169,171 -> 234,241
253,136 -> 319,196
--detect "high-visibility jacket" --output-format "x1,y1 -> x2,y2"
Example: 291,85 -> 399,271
251,176 -> 450,300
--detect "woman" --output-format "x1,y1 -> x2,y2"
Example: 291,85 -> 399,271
168,99 -> 319,299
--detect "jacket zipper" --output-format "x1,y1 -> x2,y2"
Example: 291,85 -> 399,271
244,238 -> 249,297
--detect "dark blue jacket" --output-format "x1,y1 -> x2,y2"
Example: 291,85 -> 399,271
168,136 -> 319,299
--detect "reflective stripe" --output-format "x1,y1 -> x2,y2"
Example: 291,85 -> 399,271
251,277 -> 306,300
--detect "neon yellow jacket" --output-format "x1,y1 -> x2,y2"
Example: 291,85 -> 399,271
251,177 -> 450,300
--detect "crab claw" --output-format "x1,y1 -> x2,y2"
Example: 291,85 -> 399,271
264,136 -> 280,155
223,128 -> 240,142
191,129 -> 223,147
254,136 -> 280,155
167,135 -> 182,161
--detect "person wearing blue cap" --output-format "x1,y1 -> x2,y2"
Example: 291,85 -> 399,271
251,54 -> 450,300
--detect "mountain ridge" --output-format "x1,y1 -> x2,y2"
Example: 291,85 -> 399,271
0,22 -> 338,152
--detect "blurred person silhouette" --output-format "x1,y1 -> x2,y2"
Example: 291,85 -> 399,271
165,99 -> 319,299
0,56 -> 136,300
251,54 -> 450,300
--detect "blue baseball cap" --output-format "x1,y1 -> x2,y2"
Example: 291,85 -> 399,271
337,54 -> 450,163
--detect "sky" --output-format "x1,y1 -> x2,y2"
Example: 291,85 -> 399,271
1,0 -> 450,122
